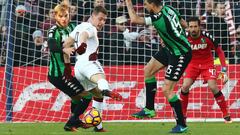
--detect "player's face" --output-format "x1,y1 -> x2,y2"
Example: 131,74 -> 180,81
188,21 -> 200,38
55,11 -> 70,28
92,12 -> 107,31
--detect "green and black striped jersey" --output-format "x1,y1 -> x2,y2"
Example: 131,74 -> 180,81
145,5 -> 191,56
47,23 -> 75,77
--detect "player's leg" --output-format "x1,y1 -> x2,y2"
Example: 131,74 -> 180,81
180,65 -> 198,118
202,67 -> 232,123
74,68 -> 107,132
64,95 -> 92,131
163,80 -> 187,133
207,79 -> 232,123
86,61 -> 122,100
165,52 -> 191,133
88,88 -> 106,132
92,96 -> 106,132
132,50 -> 167,119
48,76 -> 91,131
180,78 -> 194,118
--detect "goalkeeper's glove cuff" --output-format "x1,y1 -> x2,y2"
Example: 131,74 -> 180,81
221,67 -> 227,73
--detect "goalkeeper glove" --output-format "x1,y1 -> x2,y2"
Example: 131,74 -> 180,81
75,42 -> 87,55
218,67 -> 228,84
64,63 -> 73,80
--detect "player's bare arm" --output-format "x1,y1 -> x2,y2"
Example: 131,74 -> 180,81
63,53 -> 71,63
63,37 -> 75,56
180,18 -> 188,29
79,31 -> 89,43
125,0 -> 145,25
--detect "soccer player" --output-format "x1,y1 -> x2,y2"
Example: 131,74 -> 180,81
47,0 -> 93,132
180,17 -> 232,123
63,6 -> 122,132
125,0 -> 191,133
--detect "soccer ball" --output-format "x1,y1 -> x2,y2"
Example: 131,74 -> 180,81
83,108 -> 102,126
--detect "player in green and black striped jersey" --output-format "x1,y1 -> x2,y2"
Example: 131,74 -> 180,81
47,0 -> 92,132
126,0 -> 191,133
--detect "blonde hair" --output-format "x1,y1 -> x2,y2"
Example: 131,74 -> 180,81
54,0 -> 70,15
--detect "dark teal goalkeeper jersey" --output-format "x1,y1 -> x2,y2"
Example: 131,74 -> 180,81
145,5 -> 191,56
47,23 -> 75,77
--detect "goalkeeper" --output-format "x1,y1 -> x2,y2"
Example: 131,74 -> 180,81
180,17 -> 231,123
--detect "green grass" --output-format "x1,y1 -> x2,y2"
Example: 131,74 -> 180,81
0,122 -> 239,135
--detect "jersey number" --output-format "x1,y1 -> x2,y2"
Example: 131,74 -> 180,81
170,14 -> 182,37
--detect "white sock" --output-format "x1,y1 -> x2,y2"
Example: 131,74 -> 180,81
92,99 -> 103,129
96,122 -> 103,129
92,100 -> 103,113
97,79 -> 110,91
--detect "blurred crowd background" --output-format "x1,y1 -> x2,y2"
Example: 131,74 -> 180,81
0,0 -> 240,67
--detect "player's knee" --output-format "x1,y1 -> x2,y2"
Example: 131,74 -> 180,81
181,85 -> 190,93
97,79 -> 110,91
144,66 -> 154,78
208,85 -> 219,94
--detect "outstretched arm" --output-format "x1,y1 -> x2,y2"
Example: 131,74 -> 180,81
125,0 -> 145,25
215,46 -> 228,84
215,46 -> 227,67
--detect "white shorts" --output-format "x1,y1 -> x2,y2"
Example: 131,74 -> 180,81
74,60 -> 105,91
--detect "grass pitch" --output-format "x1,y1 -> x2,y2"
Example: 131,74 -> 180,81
0,122 -> 239,135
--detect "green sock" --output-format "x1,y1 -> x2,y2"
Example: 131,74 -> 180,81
145,77 -> 157,110
169,95 -> 186,127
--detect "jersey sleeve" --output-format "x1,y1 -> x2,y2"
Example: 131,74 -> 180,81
82,25 -> 95,38
203,31 -> 219,49
47,26 -> 62,52
70,23 -> 95,39
145,17 -> 153,25
69,25 -> 79,39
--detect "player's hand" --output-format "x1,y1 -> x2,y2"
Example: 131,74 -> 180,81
218,67 -> 228,84
64,63 -> 73,80
75,42 -> 87,55
63,47 -> 75,56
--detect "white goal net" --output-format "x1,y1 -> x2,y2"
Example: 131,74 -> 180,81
0,0 -> 239,123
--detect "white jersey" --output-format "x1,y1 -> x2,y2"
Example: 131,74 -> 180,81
70,22 -> 99,62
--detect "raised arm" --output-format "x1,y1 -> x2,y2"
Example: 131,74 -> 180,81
125,0 -> 145,25
180,18 -> 188,29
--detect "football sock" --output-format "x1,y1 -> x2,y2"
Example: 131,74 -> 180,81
71,98 -> 91,121
180,90 -> 189,117
214,91 -> 228,117
70,100 -> 78,114
92,97 -> 104,113
145,77 -> 157,110
169,95 -> 186,127
97,79 -> 110,90
92,97 -> 104,129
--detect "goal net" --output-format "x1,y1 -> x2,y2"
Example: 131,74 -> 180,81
0,0 -> 239,123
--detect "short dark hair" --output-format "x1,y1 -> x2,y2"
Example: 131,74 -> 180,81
146,0 -> 162,6
92,6 -> 108,16
187,17 -> 201,26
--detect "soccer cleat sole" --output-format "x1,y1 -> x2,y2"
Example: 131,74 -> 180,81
132,114 -> 155,119
64,126 -> 78,132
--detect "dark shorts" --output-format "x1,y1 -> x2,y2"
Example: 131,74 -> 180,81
153,48 -> 192,81
48,75 -> 84,97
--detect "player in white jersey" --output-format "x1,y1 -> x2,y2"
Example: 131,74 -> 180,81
63,6 -> 122,132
